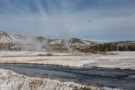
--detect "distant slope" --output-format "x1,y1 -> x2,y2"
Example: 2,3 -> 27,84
0,31 -> 16,43
0,31 -> 96,52
0,31 -> 135,52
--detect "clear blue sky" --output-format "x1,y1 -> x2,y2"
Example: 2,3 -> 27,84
0,0 -> 135,41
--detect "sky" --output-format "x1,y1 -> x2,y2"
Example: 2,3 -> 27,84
0,0 -> 135,42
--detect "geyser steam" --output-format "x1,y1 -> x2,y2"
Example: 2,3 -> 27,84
16,36 -> 47,52
59,29 -> 73,53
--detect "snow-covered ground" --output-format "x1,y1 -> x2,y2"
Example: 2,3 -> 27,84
0,51 -> 134,90
0,69 -> 78,90
0,69 -> 112,90
0,51 -> 135,69
0,51 -> 71,57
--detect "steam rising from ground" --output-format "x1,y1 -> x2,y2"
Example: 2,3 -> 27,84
16,36 -> 47,52
15,35 -> 72,53
58,26 -> 73,53
15,30 -> 73,53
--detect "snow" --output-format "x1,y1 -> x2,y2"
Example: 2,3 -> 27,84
0,51 -> 133,90
0,51 -> 135,69
0,69 -> 75,90
81,40 -> 94,46
0,54 -> 98,67
0,69 -> 112,90
0,31 -> 20,43
50,39 -> 62,45
0,51 -> 47,57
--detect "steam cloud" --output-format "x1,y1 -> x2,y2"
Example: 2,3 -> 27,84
16,36 -> 47,52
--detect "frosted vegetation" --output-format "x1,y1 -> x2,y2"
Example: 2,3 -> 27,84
0,69 -> 113,90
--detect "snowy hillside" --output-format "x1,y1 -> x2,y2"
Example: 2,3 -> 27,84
0,31 -> 96,52
0,31 -> 18,43
0,31 -> 135,52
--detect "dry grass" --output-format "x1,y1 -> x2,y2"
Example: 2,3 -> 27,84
46,52 -> 53,56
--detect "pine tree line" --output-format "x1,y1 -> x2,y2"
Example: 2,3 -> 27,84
90,43 -> 135,52
75,43 -> 135,53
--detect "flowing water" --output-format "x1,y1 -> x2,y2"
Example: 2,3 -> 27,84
0,64 -> 135,90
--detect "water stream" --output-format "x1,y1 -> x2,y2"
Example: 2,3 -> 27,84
0,64 -> 135,89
